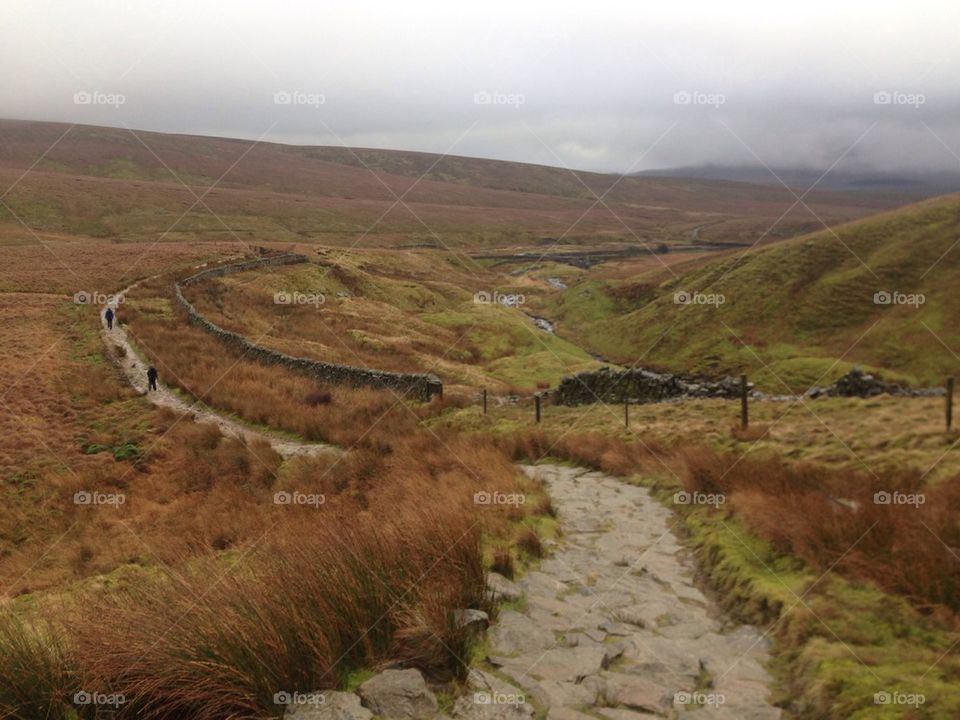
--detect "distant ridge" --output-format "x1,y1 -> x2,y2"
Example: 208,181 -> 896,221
634,165 -> 960,197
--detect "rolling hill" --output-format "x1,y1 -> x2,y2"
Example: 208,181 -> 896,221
540,193 -> 960,390
0,119 -> 915,251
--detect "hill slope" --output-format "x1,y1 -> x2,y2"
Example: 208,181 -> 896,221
542,194 -> 960,390
0,119 -> 913,250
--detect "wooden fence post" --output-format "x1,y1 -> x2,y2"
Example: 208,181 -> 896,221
740,374 -> 749,429
482,388 -> 488,415
947,376 -> 955,431
624,396 -> 630,428
535,394 -> 542,424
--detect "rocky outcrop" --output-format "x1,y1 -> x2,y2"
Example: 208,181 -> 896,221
807,367 -> 944,399
174,255 -> 442,402
553,366 -> 744,406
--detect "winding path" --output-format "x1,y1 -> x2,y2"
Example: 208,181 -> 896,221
484,465 -> 781,720
100,284 -> 337,460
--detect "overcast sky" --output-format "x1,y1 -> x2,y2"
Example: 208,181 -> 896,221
2,0 -> 959,174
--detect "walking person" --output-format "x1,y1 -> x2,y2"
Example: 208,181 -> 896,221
147,366 -> 158,392
104,307 -> 114,330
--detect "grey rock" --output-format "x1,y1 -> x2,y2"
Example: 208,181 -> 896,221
357,669 -> 438,719
490,610 -> 556,655
284,692 -> 373,720
487,573 -> 523,602
454,609 -> 490,631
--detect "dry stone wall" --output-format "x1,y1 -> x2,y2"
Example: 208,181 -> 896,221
554,365 -> 942,406
553,366 -> 743,405
174,254 -> 443,401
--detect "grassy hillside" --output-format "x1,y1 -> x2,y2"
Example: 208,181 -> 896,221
177,249 -> 599,391
543,194 -> 960,390
0,119 -> 913,250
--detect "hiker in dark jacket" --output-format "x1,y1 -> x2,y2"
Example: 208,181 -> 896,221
104,307 -> 114,330
147,366 -> 158,392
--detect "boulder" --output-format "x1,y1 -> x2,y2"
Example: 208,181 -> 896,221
454,670 -> 534,720
284,692 -> 373,720
486,573 -> 523,602
453,609 -> 490,631
358,669 -> 438,719
489,610 -> 556,655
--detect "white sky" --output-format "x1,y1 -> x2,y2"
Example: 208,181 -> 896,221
2,0 -> 959,173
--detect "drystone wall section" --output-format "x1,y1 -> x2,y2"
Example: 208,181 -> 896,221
174,254 -> 443,401
553,366 -> 743,406
554,365 -> 943,406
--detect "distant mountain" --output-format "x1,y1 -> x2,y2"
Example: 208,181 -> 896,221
634,165 -> 960,198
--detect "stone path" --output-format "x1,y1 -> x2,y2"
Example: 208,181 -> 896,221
482,465 -> 781,720
100,283 -> 338,460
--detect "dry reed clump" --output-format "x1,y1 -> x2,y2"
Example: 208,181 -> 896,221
500,429 -> 670,478
680,446 -> 960,613
66,503 -> 485,720
0,428 -> 530,719
0,386 -> 533,718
